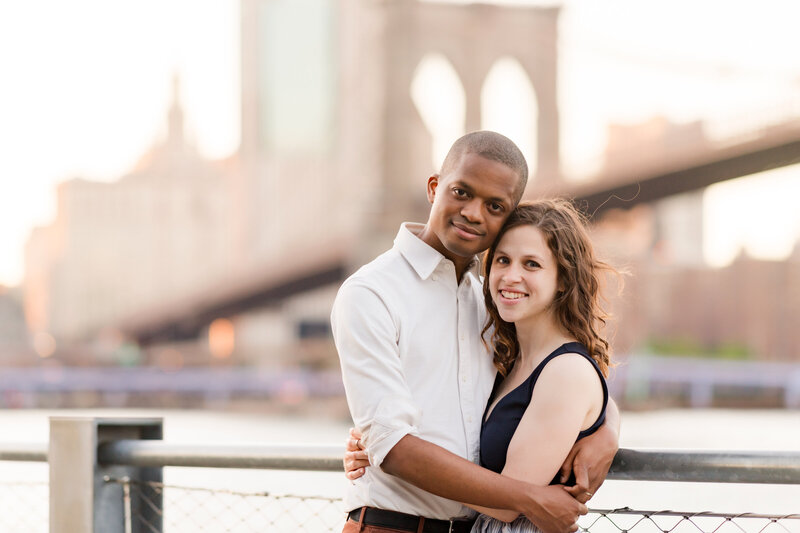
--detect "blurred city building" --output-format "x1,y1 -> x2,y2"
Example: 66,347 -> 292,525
599,234 -> 800,362
604,117 -> 710,176
602,117 -> 710,267
587,116 -> 800,361
18,0 -> 800,383
24,77 -> 232,361
637,250 -> 800,361
0,285 -> 30,362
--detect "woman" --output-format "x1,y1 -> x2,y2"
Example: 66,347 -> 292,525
467,198 -> 612,532
348,199 -> 614,532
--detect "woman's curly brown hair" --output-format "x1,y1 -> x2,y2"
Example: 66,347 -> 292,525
481,199 -> 615,377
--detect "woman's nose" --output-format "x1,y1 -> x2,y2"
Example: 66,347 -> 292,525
501,265 -> 522,282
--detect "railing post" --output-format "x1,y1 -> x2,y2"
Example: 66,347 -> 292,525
49,417 -> 163,533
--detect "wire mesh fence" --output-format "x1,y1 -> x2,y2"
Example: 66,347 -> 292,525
0,480 -> 49,533
106,477 -> 800,533
3,430 -> 799,533
107,476 -> 347,532
581,508 -> 800,533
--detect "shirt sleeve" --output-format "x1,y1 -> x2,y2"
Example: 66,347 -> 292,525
331,280 -> 420,467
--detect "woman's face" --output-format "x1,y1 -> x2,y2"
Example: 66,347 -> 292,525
489,224 -> 560,326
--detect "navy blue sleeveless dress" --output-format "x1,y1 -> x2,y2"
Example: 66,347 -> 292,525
471,342 -> 608,533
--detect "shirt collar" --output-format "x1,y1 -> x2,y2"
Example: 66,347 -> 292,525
395,223 -> 481,280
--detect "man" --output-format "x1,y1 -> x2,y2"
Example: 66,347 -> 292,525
332,131 -> 619,533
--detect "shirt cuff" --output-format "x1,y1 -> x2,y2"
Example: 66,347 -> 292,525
366,421 -> 419,467
362,395 -> 421,467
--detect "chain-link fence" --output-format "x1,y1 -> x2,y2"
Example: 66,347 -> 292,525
2,467 -> 799,532
581,509 -> 799,533
0,480 -> 49,533
5,420 -> 800,533
106,477 -> 800,533
106,477 -> 346,532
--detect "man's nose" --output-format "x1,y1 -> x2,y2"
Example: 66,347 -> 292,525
460,199 -> 483,223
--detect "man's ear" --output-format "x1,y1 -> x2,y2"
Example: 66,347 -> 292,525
426,174 -> 440,204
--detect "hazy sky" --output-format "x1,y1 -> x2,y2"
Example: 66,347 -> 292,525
1,0 -> 799,285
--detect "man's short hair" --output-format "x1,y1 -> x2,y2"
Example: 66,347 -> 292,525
440,131 -> 528,202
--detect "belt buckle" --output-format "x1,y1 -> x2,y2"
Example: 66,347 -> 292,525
448,519 -> 454,533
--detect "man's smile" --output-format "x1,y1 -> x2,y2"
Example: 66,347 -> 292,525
452,221 -> 483,240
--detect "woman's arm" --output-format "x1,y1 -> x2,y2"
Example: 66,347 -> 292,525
558,397 -> 620,497
343,412 -> 588,531
465,353 -> 605,522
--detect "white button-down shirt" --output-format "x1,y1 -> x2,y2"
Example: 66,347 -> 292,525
331,223 -> 497,519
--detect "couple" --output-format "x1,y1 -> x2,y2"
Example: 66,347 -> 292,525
331,131 -> 620,533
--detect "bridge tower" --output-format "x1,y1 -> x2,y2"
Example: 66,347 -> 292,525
221,0 -> 564,362
337,0 -> 562,261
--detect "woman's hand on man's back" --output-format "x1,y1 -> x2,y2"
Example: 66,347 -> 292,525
344,427 -> 370,480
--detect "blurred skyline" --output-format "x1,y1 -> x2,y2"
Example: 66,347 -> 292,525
2,0 -> 800,286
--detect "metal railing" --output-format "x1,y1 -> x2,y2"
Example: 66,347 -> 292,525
0,442 -> 48,462
96,441 -> 800,485
10,438 -> 800,482
2,417 -> 799,532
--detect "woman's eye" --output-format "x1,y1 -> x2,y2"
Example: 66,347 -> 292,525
526,260 -> 540,268
496,256 -> 509,264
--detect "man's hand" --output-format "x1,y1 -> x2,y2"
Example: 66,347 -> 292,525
343,428 -> 369,480
557,403 -> 619,495
522,485 -> 587,533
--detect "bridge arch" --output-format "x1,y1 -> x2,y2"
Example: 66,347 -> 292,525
481,56 -> 539,179
386,2 -> 561,186
338,1 -> 562,234
410,53 -> 467,169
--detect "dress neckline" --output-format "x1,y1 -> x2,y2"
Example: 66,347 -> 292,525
482,341 -> 585,424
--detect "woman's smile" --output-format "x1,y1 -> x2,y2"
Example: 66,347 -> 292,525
498,289 -> 528,301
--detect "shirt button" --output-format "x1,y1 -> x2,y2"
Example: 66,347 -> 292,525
462,376 -> 467,383
467,416 -> 473,423
432,274 -> 438,281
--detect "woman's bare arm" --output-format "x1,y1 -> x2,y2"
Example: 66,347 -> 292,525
463,354 -> 604,522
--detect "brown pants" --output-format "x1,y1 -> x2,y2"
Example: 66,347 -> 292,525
342,508 -> 418,533
342,518 -> 411,533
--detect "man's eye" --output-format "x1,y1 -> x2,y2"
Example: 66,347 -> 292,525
453,188 -> 467,197
488,202 -> 504,213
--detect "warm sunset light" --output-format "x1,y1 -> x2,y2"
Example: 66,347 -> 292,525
1,3 -> 799,530
32,332 -> 56,358
155,347 -> 185,371
1,0 -> 799,287
208,318 -> 236,359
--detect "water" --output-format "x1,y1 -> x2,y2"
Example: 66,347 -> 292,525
1,408 -> 799,531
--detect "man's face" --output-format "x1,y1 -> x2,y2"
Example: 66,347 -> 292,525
422,152 -> 520,262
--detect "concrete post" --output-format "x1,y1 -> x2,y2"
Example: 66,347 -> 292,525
49,417 -> 163,533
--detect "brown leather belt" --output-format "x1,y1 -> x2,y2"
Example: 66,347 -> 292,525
347,507 -> 476,533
